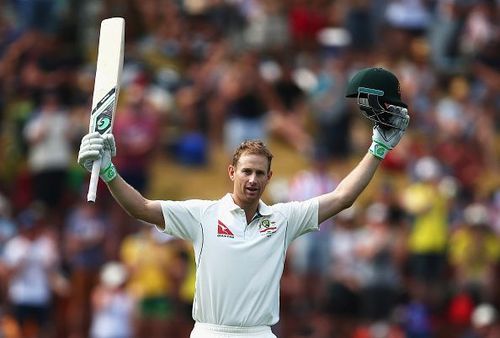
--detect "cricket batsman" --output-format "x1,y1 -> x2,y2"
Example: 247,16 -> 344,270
77,67 -> 409,337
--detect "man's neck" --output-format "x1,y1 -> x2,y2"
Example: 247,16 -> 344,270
230,194 -> 259,224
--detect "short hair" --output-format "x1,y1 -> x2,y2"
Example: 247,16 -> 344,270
232,140 -> 274,172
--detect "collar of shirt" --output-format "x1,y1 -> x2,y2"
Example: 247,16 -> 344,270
220,193 -> 273,218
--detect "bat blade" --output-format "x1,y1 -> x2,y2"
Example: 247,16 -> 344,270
87,17 -> 125,202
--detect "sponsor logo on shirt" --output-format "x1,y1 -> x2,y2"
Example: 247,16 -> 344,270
217,220 -> 234,238
259,218 -> 277,237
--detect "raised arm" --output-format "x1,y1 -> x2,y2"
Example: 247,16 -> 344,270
317,109 -> 409,223
106,175 -> 164,228
78,132 -> 165,229
318,153 -> 380,223
317,67 -> 411,223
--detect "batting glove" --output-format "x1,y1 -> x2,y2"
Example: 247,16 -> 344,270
77,132 -> 117,182
369,105 -> 410,160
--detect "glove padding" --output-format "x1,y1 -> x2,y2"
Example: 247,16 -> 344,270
370,105 -> 409,160
77,132 -> 117,182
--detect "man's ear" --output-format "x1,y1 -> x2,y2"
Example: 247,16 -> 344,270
228,165 -> 235,181
267,170 -> 273,181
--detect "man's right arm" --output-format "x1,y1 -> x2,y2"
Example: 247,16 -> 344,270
78,132 -> 165,230
106,175 -> 165,229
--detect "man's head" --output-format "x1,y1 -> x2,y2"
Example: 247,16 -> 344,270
229,140 -> 274,207
231,140 -> 273,172
346,67 -> 408,130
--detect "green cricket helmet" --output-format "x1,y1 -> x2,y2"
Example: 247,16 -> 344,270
346,67 -> 408,130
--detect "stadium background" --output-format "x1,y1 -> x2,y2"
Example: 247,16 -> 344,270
0,0 -> 499,337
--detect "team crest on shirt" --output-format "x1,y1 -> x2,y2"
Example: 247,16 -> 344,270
259,218 -> 277,237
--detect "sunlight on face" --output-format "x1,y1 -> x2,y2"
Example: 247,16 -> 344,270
228,153 -> 272,208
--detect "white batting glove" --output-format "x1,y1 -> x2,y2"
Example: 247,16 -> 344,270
77,132 -> 117,182
369,106 -> 410,160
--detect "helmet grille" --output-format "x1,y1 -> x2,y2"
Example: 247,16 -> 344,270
357,90 -> 408,130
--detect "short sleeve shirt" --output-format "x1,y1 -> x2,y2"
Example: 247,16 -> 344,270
159,193 -> 319,327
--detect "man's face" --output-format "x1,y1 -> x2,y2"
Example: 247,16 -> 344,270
229,153 -> 272,207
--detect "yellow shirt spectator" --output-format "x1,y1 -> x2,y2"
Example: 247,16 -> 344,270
403,182 -> 449,253
449,225 -> 500,283
120,228 -> 176,299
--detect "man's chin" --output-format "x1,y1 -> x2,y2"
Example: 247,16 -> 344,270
244,191 -> 260,201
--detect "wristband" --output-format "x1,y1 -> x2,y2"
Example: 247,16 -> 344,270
369,141 -> 390,160
100,163 -> 117,183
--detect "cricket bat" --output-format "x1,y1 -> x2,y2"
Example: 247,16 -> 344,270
87,17 -> 125,202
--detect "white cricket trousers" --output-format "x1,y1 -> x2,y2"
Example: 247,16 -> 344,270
190,322 -> 277,338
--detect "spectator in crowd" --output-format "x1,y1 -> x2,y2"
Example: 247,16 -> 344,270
461,303 -> 500,338
63,199 -> 112,338
324,206 -> 364,337
217,52 -> 273,154
288,0 -> 329,51
308,54 -> 352,160
488,190 -> 500,236
113,79 -> 161,194
401,156 -> 450,309
279,147 -> 337,336
2,205 -> 60,338
0,193 -> 16,303
120,226 -> 178,338
401,283 -> 434,338
449,203 -> 500,305
286,146 -> 337,303
89,261 -> 134,338
242,0 -> 290,53
23,89 -> 76,212
428,0 -> 472,75
10,0 -> 60,34
267,59 -> 313,154
356,201 -> 402,324
168,239 -> 197,338
172,84 -> 209,166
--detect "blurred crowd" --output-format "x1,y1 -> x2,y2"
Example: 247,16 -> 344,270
0,0 -> 499,337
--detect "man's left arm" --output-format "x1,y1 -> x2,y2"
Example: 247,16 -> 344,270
317,153 -> 380,223
317,106 -> 409,223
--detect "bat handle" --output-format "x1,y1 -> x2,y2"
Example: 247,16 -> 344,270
87,159 -> 102,202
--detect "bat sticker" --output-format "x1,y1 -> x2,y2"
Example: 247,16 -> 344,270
91,87 -> 116,135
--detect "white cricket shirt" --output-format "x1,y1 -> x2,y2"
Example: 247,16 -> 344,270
159,193 -> 319,327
